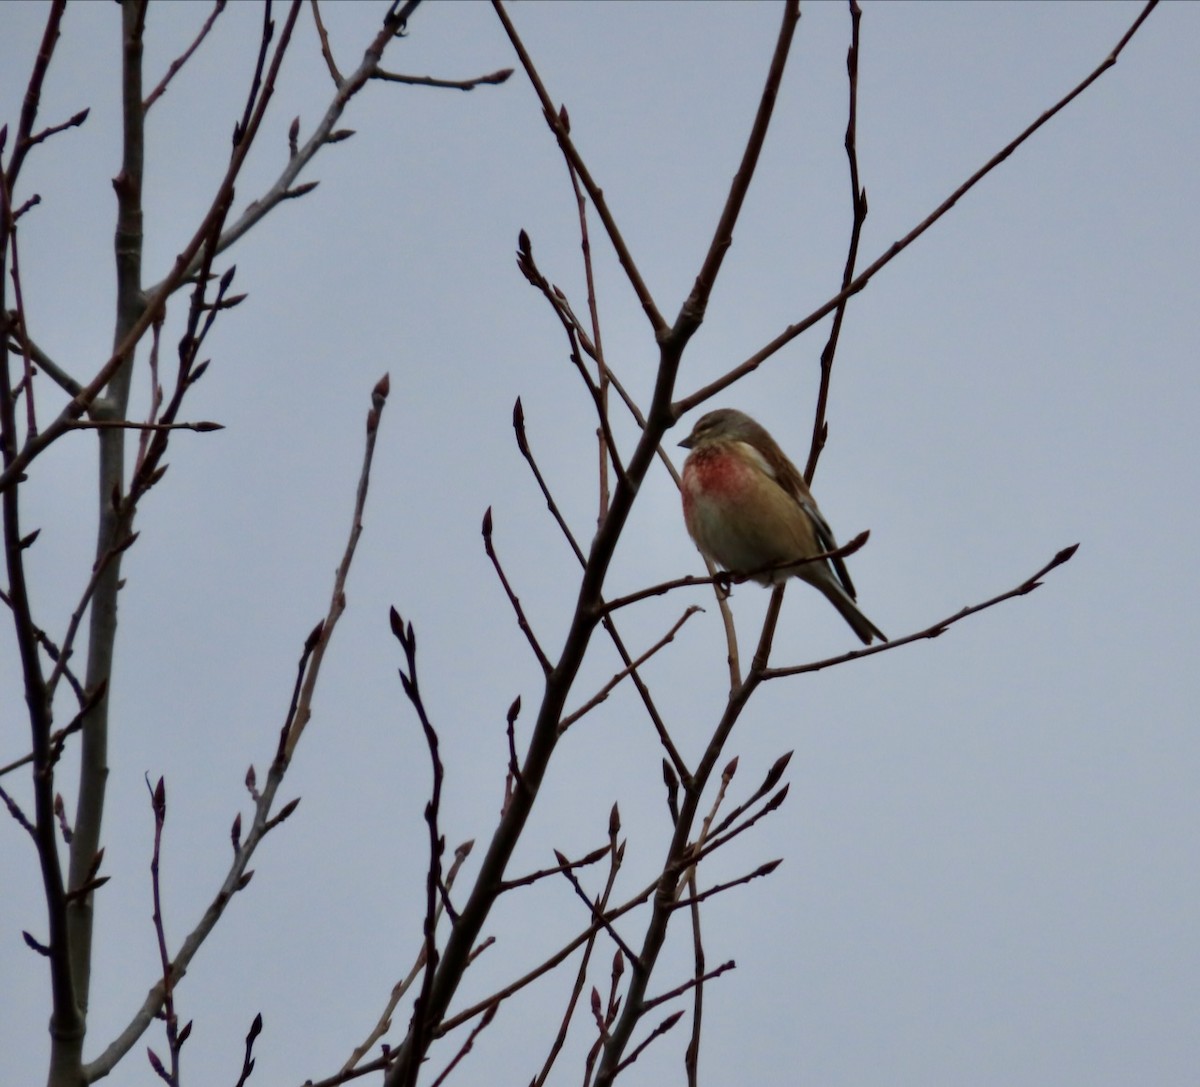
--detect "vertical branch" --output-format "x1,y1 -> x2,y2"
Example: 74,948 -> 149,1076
385,12 -> 802,1084
145,775 -> 187,1086
1,173 -> 82,1087
594,588 -> 782,1085
0,5 -> 81,1082
65,2 -> 148,1042
804,0 -> 865,484
561,112 -> 610,526
389,610 -> 445,1087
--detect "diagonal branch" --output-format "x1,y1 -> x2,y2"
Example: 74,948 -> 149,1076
84,375 -> 389,1081
559,607 -> 701,732
764,544 -> 1080,679
511,399 -> 687,775
674,0 -> 801,342
142,0 -> 227,113
674,0 -> 1160,417
481,506 -> 553,676
492,0 -> 667,336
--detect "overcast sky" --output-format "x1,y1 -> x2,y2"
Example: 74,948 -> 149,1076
2,2 -> 1198,1085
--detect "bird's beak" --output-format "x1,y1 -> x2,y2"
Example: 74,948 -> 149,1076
678,434 -> 694,450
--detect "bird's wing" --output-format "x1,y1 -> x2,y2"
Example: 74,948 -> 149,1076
741,439 -> 860,599
797,496 -> 858,600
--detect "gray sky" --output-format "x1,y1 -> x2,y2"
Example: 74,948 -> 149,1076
2,2 -> 1198,1085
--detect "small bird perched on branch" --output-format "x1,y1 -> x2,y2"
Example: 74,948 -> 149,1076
679,408 -> 886,645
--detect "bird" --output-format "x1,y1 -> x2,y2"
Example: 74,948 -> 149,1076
679,407 -> 886,645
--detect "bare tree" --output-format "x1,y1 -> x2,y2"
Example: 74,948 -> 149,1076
0,2 -> 1160,1086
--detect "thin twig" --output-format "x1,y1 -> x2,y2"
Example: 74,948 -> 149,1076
492,0 -> 667,335
145,776 -> 184,1085
4,331 -> 82,397
481,506 -> 552,675
498,844 -> 610,892
282,372 -> 390,759
642,960 -> 736,1013
143,0 -> 227,113
7,217 -> 39,440
686,785 -> 789,870
804,0 -> 866,484
597,531 -> 871,615
389,608 -> 446,1087
672,1 -> 801,343
428,1002 -> 498,1087
432,869 -> 662,1040
67,419 -> 223,433
16,108 -> 90,154
533,817 -> 624,1087
232,1014 -> 263,1087
557,852 -> 639,966
514,233 -> 628,490
0,586 -> 88,707
340,841 -> 474,1075
373,67 -> 513,90
310,0 -> 344,85
0,683 -> 104,779
560,607 -> 701,732
670,861 -> 782,911
609,1011 -> 685,1078
511,399 -> 688,777
561,126 -> 611,527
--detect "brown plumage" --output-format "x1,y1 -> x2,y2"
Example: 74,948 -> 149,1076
680,408 -> 885,645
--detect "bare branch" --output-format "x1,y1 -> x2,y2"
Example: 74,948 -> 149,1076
341,841 -> 474,1076
428,1002 -> 498,1087
498,844 -> 611,892
610,1010 -> 685,1079
389,606 -> 447,1087
492,0 -> 668,336
534,821 -> 624,1087
232,1013 -> 263,1087
84,376 -> 390,1081
310,0 -> 344,85
17,107 -> 90,154
598,530 -> 872,615
513,232 -> 628,490
671,860 -> 782,911
434,869 -> 660,1041
66,419 -> 223,433
0,2 -> 307,493
3,0 -> 68,187
373,67 -> 513,91
674,0 -> 1160,416
673,1 -> 801,344
4,330 -> 82,397
511,397 -> 688,775
804,0 -> 866,484
512,396 -> 585,565
0,779 -> 37,837
560,607 -> 701,732
764,544 -> 1080,680
556,848 -> 640,966
481,506 -> 552,676
282,372 -> 390,759
642,960 -> 736,1013
143,1 -> 227,113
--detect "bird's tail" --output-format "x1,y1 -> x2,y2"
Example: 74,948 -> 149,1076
818,579 -> 887,646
